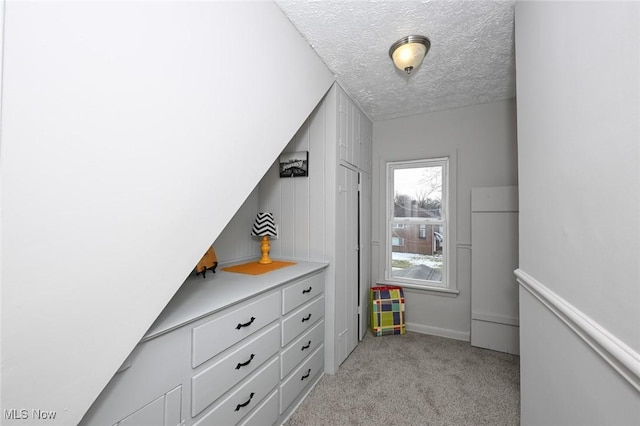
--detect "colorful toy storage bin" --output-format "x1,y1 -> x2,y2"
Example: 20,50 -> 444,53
370,285 -> 405,336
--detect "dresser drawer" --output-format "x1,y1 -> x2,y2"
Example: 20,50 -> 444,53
279,344 -> 324,414
282,272 -> 324,315
191,323 -> 280,417
192,291 -> 280,368
117,385 -> 181,426
280,320 -> 324,379
193,356 -> 279,426
238,389 -> 279,426
281,295 -> 324,346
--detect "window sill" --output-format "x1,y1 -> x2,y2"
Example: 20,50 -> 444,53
376,280 -> 460,298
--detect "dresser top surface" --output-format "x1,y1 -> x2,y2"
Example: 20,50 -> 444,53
143,260 -> 328,340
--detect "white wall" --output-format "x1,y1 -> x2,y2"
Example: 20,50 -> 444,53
0,2 -> 333,424
515,1 -> 640,424
258,84 -> 374,373
258,97 -> 331,264
372,99 -> 518,339
211,188 -> 260,265
258,92 -> 340,371
209,92 -> 332,266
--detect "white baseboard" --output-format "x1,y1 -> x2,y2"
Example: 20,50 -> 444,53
406,322 -> 470,342
515,268 -> 640,392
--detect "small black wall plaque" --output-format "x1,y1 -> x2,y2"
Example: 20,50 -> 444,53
279,151 -> 308,178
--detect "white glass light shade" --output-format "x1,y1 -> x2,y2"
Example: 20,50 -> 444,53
389,35 -> 431,74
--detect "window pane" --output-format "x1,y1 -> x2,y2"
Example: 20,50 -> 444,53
391,224 -> 444,283
391,236 -> 404,246
393,166 -> 442,220
418,224 -> 427,239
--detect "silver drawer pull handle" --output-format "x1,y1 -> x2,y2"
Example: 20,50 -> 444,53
234,392 -> 255,411
301,369 -> 311,381
301,314 -> 312,322
302,287 -> 312,294
235,353 -> 255,370
301,341 -> 311,351
236,317 -> 255,330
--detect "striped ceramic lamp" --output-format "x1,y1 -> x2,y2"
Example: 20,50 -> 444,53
251,212 -> 277,264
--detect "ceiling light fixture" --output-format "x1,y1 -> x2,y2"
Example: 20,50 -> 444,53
389,35 -> 431,74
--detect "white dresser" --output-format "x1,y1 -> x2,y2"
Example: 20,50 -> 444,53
80,261 -> 328,426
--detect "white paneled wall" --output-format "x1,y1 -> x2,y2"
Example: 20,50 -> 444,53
259,97 -> 331,263
471,186 -> 519,354
258,83 -> 372,373
211,188 -> 260,265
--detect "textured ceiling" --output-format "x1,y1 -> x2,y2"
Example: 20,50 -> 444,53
277,0 -> 516,122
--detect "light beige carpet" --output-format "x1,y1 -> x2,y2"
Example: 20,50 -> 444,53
285,332 -> 520,426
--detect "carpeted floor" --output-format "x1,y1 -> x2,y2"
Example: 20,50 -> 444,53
284,332 -> 520,426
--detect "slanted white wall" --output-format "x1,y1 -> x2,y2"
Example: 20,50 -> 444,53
515,2 -> 640,424
372,99 -> 518,340
0,2 -> 333,424
211,188 -> 261,265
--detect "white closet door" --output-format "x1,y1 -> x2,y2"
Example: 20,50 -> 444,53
358,172 -> 371,340
471,186 -> 519,354
336,165 -> 359,365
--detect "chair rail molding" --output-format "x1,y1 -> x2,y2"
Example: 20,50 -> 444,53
515,269 -> 640,392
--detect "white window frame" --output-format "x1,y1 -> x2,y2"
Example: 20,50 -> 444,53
386,157 -> 451,290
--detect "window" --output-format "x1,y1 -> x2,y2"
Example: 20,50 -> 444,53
418,224 -> 427,239
391,236 -> 405,246
387,158 -> 449,288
